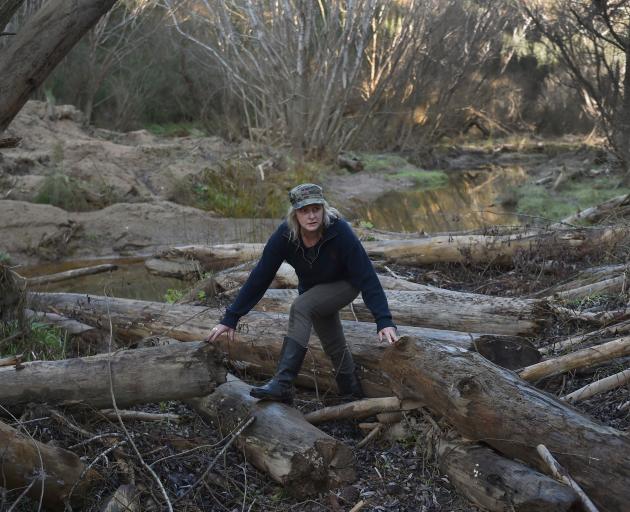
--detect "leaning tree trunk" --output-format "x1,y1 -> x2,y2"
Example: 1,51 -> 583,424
380,336 -> 630,512
29,293 -> 540,398
0,0 -> 117,132
0,419 -> 99,510
188,375 -> 355,496
0,0 -> 24,31
0,341 -> 226,410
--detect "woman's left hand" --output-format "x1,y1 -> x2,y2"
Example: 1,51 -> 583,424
378,326 -> 399,344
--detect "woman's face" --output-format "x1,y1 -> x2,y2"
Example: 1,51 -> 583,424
296,204 -> 324,235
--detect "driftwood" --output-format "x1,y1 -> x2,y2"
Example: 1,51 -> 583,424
304,397 -> 421,425
363,226 -> 630,266
438,438 -> 579,512
536,444 -> 599,512
0,340 -> 226,411
519,335 -> 630,382
379,336 -> 630,512
30,293 -> 541,398
0,419 -> 99,510
23,263 -> 118,286
0,354 -> 21,366
561,368 -> 630,403
555,193 -> 630,226
99,410 -> 182,422
530,263 -> 627,299
150,225 -> 630,273
257,287 -> 548,337
546,274 -> 627,302
539,318 -> 630,355
144,257 -> 200,279
187,375 -> 355,496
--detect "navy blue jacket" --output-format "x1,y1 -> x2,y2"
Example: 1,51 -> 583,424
221,217 -> 396,332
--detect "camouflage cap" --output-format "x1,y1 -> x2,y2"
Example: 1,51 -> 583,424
288,183 -> 326,209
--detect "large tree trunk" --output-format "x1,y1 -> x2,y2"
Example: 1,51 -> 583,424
437,438 -> 579,512
256,287 -> 548,336
152,226 -> 629,270
187,375 -> 355,496
29,293 -> 539,398
0,419 -> 99,510
0,0 -> 24,31
364,225 -> 630,266
0,340 -> 226,411
379,336 -> 630,512
0,0 -> 117,132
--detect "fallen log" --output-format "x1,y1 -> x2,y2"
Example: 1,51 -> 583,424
380,336 -> 630,512
536,444 -> 599,512
546,274 -> 627,302
304,397 -> 421,425
438,438 -> 579,512
0,419 -> 99,510
187,375 -> 355,496
29,293 -> 540,399
554,193 -> 630,227
363,225 -> 630,266
0,340 -> 226,411
23,263 -> 118,286
561,368 -> 630,403
257,287 -> 548,337
519,335 -> 630,382
539,318 -> 630,355
145,257 -> 200,279
156,243 -> 265,271
530,263 -> 627,299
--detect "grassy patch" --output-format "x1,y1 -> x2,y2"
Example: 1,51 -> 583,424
388,169 -> 448,189
173,158 -> 324,218
164,288 -> 184,304
35,172 -> 90,211
358,153 -> 415,173
144,122 -> 208,138
0,319 -> 68,361
510,177 -> 630,221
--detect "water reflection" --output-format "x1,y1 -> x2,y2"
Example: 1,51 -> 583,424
21,259 -> 187,302
350,166 -> 527,233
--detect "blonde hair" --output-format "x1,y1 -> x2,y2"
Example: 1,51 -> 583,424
286,202 -> 341,242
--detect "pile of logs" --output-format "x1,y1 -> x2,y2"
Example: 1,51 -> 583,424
2,221 -> 630,511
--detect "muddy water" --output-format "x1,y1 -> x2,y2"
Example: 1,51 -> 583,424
21,258 -> 188,301
350,166 -> 527,233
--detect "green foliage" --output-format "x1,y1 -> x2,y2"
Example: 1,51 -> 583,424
144,122 -> 208,138
388,169 -> 448,189
510,177 -> 630,221
0,320 -> 67,361
35,172 -> 90,211
197,290 -> 207,301
164,288 -> 184,304
179,158 -> 323,218
0,252 -> 10,264
359,220 -> 374,229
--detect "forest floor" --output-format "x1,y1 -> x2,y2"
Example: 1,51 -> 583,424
1,101 -> 630,511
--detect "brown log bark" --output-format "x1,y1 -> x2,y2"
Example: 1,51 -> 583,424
187,375 -> 355,496
0,0 -> 117,132
438,438 -> 579,512
29,293 -> 540,398
0,340 -> 226,411
0,419 -> 99,510
257,287 -> 548,336
379,336 -> 630,512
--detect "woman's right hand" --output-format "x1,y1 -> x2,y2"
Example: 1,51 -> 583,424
206,324 -> 235,342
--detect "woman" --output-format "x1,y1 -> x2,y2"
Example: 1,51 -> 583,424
207,183 -> 398,403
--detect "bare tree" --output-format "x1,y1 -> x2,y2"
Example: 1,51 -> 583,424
0,0 -> 118,133
0,0 -> 24,32
520,0 -> 630,173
